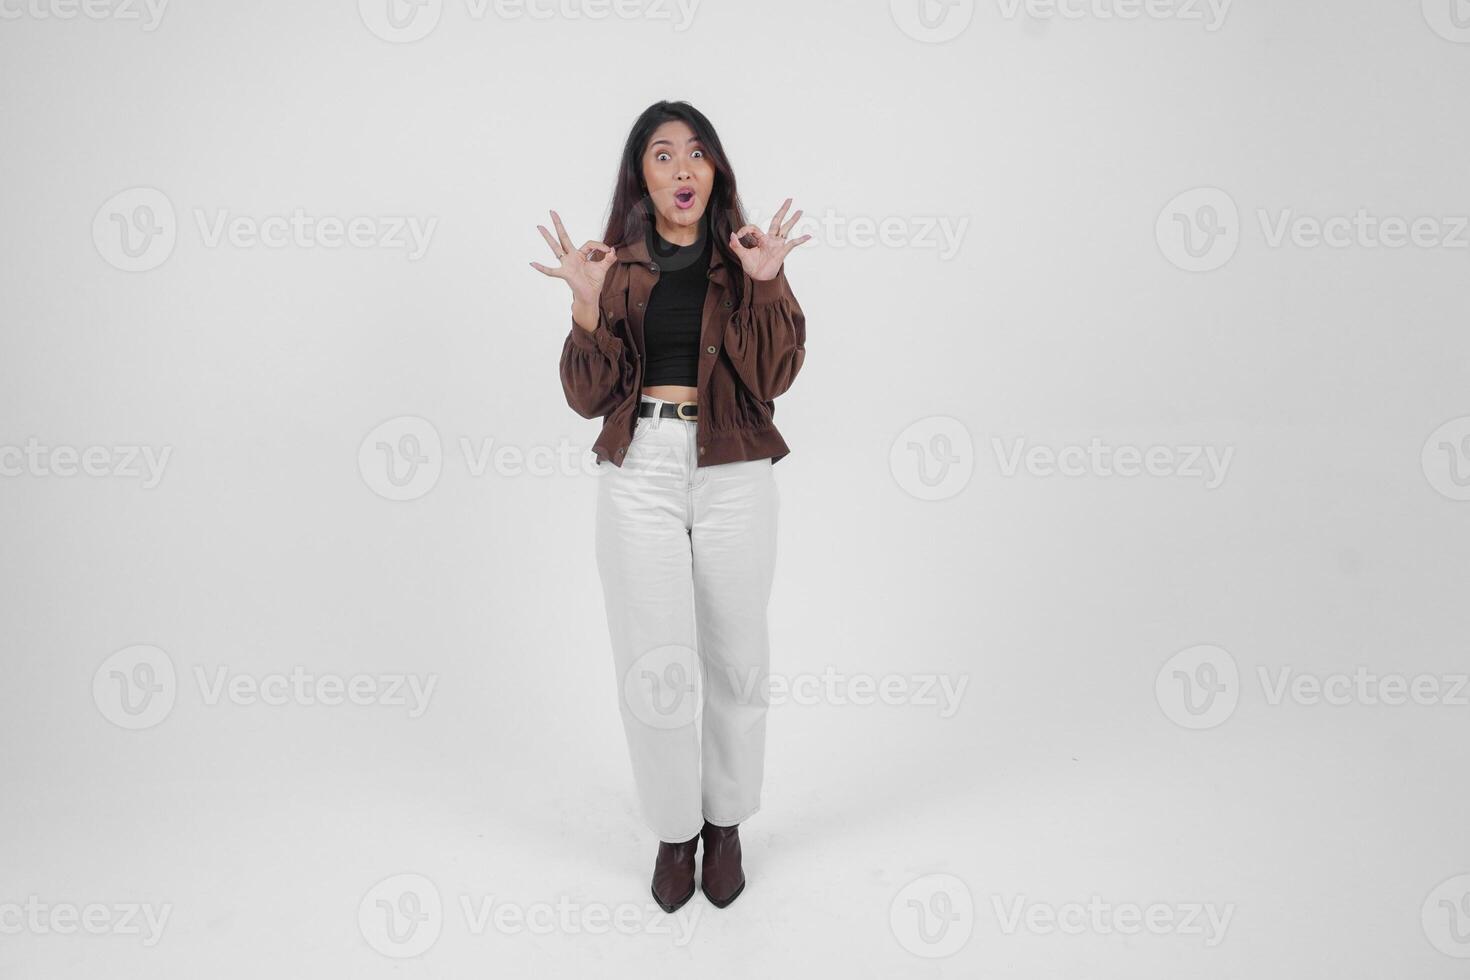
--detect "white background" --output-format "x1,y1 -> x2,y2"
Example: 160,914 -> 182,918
3,0 -> 1469,976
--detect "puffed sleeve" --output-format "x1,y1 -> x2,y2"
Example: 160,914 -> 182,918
722,267 -> 806,401
559,310 -> 636,419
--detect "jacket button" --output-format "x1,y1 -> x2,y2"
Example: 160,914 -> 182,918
699,447 -> 706,456
722,299 -> 732,309
636,301 -> 644,309
618,447 -> 625,455
649,263 -> 659,273
706,345 -> 716,354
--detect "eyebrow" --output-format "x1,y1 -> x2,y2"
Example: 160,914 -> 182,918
649,137 -> 702,148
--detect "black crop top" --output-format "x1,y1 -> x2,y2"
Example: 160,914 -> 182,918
641,221 -> 711,388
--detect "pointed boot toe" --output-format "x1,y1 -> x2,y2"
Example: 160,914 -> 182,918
651,834 -> 699,913
699,821 -> 746,908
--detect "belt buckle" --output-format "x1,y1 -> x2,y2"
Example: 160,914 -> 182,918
675,401 -> 697,421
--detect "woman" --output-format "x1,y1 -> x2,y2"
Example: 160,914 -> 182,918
530,100 -> 809,913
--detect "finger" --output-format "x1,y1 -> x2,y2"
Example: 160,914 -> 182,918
768,198 -> 792,236
529,261 -> 563,278
784,234 -> 812,253
550,210 -> 574,253
767,200 -> 790,236
779,209 -> 803,238
537,225 -> 565,258
580,240 -> 611,262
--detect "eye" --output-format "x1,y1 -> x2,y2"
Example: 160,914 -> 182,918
691,149 -> 703,158
656,152 -> 671,162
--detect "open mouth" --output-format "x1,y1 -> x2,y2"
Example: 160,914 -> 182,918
674,188 -> 697,210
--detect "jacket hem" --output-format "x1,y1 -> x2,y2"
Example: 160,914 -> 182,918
590,423 -> 790,469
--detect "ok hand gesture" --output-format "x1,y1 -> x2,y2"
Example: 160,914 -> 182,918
729,197 -> 812,282
530,210 -> 616,308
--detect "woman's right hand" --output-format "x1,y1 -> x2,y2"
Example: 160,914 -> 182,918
530,210 -> 616,313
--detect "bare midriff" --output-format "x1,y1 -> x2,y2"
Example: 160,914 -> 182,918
642,384 -> 698,404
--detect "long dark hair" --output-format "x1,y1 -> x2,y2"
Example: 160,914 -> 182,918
600,100 -> 748,305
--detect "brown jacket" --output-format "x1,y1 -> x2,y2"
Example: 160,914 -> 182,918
559,234 -> 806,467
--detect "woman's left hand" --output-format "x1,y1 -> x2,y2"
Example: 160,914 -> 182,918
729,198 -> 812,281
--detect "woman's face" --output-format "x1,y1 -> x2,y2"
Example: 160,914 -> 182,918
641,120 -> 714,233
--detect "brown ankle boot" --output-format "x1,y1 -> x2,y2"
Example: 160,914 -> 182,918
651,834 -> 699,913
699,820 -> 746,908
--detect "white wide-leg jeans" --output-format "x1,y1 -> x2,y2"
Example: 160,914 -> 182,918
595,394 -> 780,844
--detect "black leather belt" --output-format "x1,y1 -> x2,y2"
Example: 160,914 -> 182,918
638,400 -> 698,421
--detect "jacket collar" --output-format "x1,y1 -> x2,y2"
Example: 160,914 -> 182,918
615,220 -> 731,285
